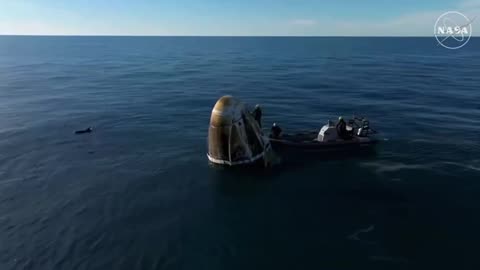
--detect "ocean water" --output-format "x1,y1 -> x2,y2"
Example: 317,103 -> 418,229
0,36 -> 479,270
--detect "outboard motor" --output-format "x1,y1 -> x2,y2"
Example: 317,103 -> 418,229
207,96 -> 274,167
356,119 -> 370,137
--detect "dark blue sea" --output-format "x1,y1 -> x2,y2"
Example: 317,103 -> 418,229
0,36 -> 479,270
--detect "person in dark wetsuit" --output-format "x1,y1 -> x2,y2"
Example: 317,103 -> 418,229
270,123 -> 282,138
336,116 -> 350,140
252,104 -> 262,127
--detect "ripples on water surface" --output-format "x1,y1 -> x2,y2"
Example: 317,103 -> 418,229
0,37 -> 479,270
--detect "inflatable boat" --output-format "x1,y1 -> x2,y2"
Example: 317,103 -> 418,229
269,117 -> 379,154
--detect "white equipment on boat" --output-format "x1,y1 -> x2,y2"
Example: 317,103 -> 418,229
317,122 -> 338,142
317,118 -> 373,142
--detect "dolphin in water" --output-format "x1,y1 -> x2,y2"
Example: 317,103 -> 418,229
75,127 -> 93,134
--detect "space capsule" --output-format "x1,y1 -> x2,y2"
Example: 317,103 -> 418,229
207,96 -> 274,166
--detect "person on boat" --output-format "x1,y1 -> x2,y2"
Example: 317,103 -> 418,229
336,116 -> 350,140
270,123 -> 282,139
252,104 -> 262,127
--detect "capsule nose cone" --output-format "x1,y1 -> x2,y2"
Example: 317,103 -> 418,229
210,95 -> 244,126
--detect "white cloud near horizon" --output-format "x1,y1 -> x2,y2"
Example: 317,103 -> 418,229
290,19 -> 317,26
461,0 -> 480,8
286,0 -> 480,36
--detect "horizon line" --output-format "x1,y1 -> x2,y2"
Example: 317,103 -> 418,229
2,34 -> 479,38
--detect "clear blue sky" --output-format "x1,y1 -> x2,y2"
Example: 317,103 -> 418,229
0,0 -> 478,35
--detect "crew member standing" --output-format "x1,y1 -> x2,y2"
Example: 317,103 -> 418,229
336,116 -> 349,139
252,104 -> 262,127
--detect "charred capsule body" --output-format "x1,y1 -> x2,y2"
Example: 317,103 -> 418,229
207,96 -> 273,167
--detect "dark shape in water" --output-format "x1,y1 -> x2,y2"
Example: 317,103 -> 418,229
74,127 -> 93,134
